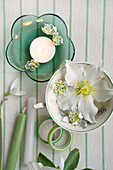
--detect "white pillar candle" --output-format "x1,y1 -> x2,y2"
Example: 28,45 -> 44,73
30,36 -> 55,63
24,97 -> 36,164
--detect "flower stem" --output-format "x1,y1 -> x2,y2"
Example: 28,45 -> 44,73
0,92 -> 10,170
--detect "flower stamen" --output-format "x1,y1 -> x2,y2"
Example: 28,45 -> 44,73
74,80 -> 95,99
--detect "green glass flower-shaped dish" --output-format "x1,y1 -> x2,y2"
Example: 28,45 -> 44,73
6,14 -> 75,82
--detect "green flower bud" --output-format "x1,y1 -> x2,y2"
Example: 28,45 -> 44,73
69,112 -> 82,124
53,33 -> 63,46
41,23 -> 57,35
53,80 -> 67,94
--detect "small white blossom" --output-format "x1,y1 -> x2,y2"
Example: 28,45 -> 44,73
25,60 -> 40,71
53,80 -> 67,94
41,23 -> 57,35
52,33 -> 63,46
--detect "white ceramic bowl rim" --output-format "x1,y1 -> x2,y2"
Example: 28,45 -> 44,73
45,62 -> 113,133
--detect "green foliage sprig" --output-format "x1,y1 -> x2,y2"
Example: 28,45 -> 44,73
0,78 -> 26,170
36,149 -> 93,170
0,92 -> 10,170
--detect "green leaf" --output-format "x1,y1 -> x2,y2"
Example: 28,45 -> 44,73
37,153 -> 56,168
4,98 -> 8,101
4,91 -> 10,97
82,168 -> 93,170
64,148 -> 80,170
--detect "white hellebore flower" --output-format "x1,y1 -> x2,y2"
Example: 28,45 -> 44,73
10,78 -> 26,96
56,60 -> 113,123
27,157 -> 64,170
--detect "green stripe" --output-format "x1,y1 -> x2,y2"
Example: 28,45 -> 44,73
36,0 -> 39,159
2,0 -> 6,169
19,0 -> 22,169
85,0 -> 89,62
102,126 -> 105,170
53,0 -> 55,14
36,83 -> 38,158
52,0 -> 55,163
68,0 -> 72,60
85,0 -> 89,168
52,126 -> 55,163
102,0 -> 106,68
85,133 -> 88,168
52,120 -> 55,163
20,0 -> 22,15
37,0 -> 39,16
69,0 -> 72,39
0,111 -> 3,170
52,0 -> 55,73
102,0 -> 106,170
19,74 -> 22,170
68,0 -> 72,153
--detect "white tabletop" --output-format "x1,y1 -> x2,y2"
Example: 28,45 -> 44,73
0,0 -> 113,170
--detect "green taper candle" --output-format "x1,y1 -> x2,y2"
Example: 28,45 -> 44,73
6,113 -> 27,170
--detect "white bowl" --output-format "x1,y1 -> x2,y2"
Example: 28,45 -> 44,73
45,63 -> 113,132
